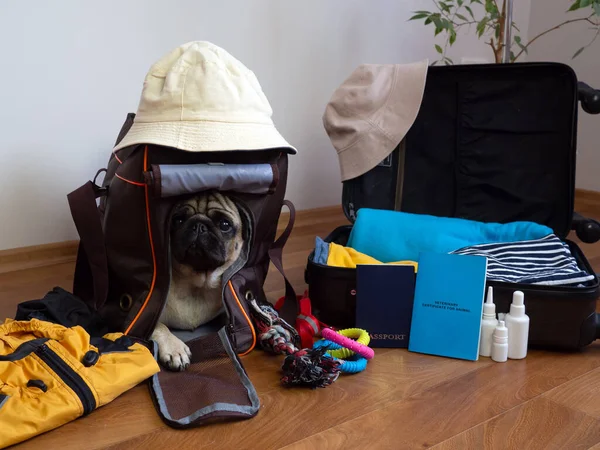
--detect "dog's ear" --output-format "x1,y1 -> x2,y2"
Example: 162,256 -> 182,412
230,197 -> 253,245
238,203 -> 252,244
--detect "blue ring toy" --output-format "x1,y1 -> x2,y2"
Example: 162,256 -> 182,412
337,354 -> 368,374
313,339 -> 368,374
313,339 -> 343,351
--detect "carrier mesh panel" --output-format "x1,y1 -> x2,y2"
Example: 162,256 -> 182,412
150,327 -> 259,427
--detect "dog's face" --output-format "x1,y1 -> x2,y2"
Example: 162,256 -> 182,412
170,191 -> 246,274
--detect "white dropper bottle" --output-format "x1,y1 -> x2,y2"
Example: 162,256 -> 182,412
491,320 -> 508,362
479,286 -> 498,357
504,291 -> 530,359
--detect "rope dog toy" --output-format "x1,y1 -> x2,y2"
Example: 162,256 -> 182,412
321,328 -> 375,360
247,298 -> 340,389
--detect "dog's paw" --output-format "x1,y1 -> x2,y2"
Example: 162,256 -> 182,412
156,333 -> 192,372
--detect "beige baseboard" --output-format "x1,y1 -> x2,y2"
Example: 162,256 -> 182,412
2,191 -> 597,276
3,191 -> 597,276
575,188 -> 600,204
0,205 -> 344,274
0,240 -> 79,275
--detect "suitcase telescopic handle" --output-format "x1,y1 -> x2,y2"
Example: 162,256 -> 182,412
572,212 -> 600,244
578,82 -> 600,115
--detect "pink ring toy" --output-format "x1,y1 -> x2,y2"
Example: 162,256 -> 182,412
321,328 -> 375,360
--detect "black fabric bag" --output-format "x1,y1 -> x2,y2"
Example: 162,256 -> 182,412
306,62 -> 600,351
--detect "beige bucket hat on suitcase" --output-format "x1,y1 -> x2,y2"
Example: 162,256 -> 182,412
323,60 -> 429,181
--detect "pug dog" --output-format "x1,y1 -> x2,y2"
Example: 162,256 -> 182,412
150,191 -> 247,371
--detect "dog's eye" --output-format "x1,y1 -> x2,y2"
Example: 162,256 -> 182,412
219,219 -> 232,232
173,216 -> 185,227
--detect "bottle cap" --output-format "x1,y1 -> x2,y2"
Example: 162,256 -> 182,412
493,320 -> 508,339
509,291 -> 525,317
482,286 -> 496,318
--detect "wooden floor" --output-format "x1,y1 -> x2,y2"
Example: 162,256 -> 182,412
3,201 -> 600,449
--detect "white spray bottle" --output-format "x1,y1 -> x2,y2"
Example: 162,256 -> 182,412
505,291 -> 530,359
479,286 -> 498,357
491,321 -> 509,363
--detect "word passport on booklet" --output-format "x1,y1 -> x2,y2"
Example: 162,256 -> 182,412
355,264 -> 416,348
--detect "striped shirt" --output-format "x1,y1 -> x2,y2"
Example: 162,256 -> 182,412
451,234 -> 595,286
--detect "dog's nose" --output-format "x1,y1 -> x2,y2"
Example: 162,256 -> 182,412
192,223 -> 207,234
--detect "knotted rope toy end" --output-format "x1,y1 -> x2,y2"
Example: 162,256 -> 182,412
281,347 -> 341,389
248,297 -> 341,388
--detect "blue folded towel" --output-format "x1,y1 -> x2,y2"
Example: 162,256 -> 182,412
347,209 -> 554,263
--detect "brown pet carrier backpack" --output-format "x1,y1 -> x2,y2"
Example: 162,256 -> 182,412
60,41 -> 340,427
66,112 -> 302,427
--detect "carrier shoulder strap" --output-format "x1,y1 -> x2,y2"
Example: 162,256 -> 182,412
268,200 -> 299,326
67,175 -> 108,311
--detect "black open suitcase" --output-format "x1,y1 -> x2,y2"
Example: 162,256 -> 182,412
305,62 -> 600,351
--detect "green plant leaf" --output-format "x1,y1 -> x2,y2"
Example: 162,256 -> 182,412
410,13 -> 429,20
495,24 -> 501,39
442,18 -> 455,31
485,0 -> 498,14
510,51 -> 516,62
458,0 -> 464,6
435,44 -> 444,54
471,0 -> 482,4
425,16 -> 433,25
465,5 -> 475,19
440,2 -> 452,13
580,0 -> 591,7
594,2 -> 600,15
477,17 -> 489,37
433,16 -> 444,35
450,29 -> 457,45
514,35 -> 528,53
572,46 -> 586,58
568,0 -> 581,10
456,13 -> 469,21
446,56 -> 454,64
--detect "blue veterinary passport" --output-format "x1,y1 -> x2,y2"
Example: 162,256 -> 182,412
408,252 -> 487,361
355,264 -> 416,348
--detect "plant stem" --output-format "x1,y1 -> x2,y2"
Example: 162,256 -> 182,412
491,0 -> 507,63
514,15 -> 597,61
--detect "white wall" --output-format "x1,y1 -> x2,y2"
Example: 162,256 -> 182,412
527,0 -> 600,192
0,0 -> 530,250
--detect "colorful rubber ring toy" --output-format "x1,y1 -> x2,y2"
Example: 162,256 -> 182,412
337,354 -> 368,374
321,328 -> 374,360
313,339 -> 350,359
312,340 -> 369,373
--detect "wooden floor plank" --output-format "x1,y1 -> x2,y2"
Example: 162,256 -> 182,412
281,348 -> 600,450
104,350 -> 489,450
11,385 -> 163,450
430,397 -> 600,450
543,366 -> 600,419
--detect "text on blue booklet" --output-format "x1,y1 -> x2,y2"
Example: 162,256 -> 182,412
408,252 -> 488,361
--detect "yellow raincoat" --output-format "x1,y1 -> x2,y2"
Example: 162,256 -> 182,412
0,319 -> 159,448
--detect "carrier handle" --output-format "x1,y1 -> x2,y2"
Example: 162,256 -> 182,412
67,179 -> 109,311
268,200 -> 299,326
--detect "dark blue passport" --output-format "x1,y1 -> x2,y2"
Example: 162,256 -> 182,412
355,264 -> 416,348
